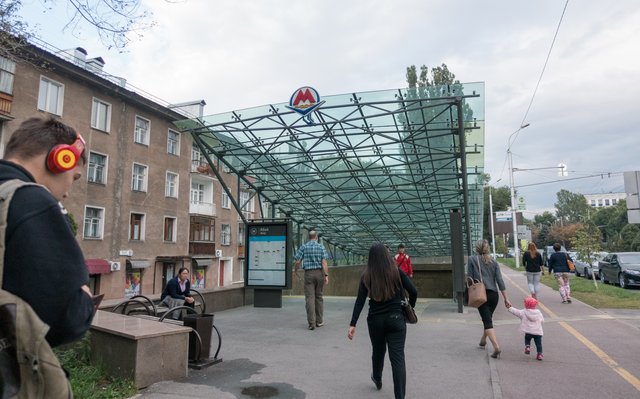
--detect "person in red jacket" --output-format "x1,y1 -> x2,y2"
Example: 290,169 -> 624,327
394,244 -> 413,278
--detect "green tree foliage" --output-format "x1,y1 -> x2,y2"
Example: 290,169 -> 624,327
573,222 -> 602,262
534,211 -> 556,226
554,189 -> 590,223
591,200 -> 628,248
617,224 -> 640,251
482,183 -> 510,242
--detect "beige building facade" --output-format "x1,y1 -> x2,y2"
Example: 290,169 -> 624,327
0,41 -> 254,300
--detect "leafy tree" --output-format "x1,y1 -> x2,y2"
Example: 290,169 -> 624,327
482,183 -> 510,242
546,223 -> 580,249
618,224 -> 640,251
534,211 -> 556,227
555,189 -> 590,223
573,222 -> 601,262
591,200 -> 628,248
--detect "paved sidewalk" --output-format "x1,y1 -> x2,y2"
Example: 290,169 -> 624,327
134,264 -> 640,399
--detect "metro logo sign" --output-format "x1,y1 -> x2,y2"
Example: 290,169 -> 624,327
286,86 -> 325,124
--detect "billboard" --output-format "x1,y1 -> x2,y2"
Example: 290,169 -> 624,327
245,221 -> 292,289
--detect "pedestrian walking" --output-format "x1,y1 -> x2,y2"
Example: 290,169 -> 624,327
348,243 -> 418,399
394,244 -> 413,277
507,296 -> 545,360
523,242 -> 544,299
467,239 -> 511,358
547,243 -> 573,303
293,230 -> 329,330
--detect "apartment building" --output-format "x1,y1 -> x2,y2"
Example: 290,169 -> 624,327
0,39 -> 254,300
584,192 -> 626,208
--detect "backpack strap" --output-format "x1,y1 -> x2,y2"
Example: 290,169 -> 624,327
0,179 -> 39,287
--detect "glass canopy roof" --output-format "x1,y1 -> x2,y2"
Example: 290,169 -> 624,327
175,83 -> 485,257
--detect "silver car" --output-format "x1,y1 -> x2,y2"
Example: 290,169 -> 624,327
575,252 -> 607,279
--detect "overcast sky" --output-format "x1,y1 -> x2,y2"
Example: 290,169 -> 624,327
20,0 -> 640,215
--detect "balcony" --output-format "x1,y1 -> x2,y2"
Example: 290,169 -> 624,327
0,92 -> 13,116
191,161 -> 213,176
190,201 -> 216,216
189,242 -> 215,256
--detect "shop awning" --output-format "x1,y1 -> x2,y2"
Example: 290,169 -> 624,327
85,259 -> 110,275
192,258 -> 213,267
126,259 -> 151,269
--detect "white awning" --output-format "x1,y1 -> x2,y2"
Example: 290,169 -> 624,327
126,259 -> 151,269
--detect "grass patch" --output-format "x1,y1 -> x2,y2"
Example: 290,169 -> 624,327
54,334 -> 137,399
498,258 -> 640,309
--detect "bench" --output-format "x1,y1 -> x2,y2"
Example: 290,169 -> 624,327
89,310 -> 192,389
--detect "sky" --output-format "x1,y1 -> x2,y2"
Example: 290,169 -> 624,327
18,0 -> 640,216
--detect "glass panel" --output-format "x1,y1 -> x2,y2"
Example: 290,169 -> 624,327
178,84 -> 485,256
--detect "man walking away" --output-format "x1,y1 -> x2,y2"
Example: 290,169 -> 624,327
294,231 -> 329,330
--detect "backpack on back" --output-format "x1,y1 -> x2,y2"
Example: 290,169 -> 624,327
0,179 -> 72,399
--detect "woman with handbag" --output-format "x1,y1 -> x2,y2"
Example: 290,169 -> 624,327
547,243 -> 573,303
348,243 -> 418,399
467,239 -> 511,358
523,242 -> 544,299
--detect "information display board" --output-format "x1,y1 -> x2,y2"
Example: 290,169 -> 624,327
245,221 -> 292,289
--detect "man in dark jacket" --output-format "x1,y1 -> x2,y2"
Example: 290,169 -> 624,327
1,117 -> 94,347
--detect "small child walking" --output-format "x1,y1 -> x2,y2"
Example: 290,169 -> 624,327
507,296 -> 545,360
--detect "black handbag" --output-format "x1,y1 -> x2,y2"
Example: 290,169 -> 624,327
400,278 -> 417,324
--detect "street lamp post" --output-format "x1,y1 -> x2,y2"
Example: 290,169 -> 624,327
507,123 -> 530,269
489,186 -> 497,259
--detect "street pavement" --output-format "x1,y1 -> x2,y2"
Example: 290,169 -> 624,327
134,264 -> 640,399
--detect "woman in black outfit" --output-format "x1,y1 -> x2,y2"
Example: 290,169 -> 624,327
348,243 -> 418,399
467,239 -> 511,358
523,242 -> 544,299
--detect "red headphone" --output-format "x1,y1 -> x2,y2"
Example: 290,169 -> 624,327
46,134 -> 86,174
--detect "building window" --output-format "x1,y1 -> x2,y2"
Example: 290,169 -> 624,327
590,199 -> 596,207
238,224 -> 245,246
240,191 -> 254,212
192,144 -> 203,163
612,199 -> 618,205
37,76 -> 64,115
132,163 -> 148,192
221,224 -> 231,245
190,216 -> 214,242
165,172 -> 178,198
83,206 -> 104,239
130,213 -> 145,241
164,217 -> 176,242
134,116 -> 150,145
167,129 -> 180,155
91,98 -> 111,132
87,152 -> 107,184
222,192 -> 230,209
191,182 -> 205,204
0,56 -> 16,95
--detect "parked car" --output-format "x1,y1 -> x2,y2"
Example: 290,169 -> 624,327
598,252 -> 640,288
578,252 -> 608,279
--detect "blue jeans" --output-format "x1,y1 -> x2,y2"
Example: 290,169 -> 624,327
367,311 -> 407,399
525,333 -> 543,354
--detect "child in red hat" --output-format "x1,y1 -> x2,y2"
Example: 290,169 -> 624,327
507,296 -> 545,360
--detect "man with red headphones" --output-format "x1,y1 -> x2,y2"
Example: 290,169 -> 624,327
0,117 -> 94,348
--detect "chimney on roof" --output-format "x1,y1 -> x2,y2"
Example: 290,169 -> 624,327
56,47 -> 87,65
86,56 -> 105,72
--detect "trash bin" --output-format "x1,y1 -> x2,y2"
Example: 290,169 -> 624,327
183,313 -> 214,361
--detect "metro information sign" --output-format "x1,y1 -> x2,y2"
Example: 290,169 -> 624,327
245,221 -> 292,289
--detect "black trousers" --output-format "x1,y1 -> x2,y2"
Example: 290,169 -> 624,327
367,311 -> 407,399
477,290 -> 499,329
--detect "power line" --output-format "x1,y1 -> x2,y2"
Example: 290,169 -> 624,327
515,172 -> 622,189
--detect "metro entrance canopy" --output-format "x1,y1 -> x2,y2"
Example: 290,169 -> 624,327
175,83 -> 485,257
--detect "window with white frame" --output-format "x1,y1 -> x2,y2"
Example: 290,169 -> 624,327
238,224 -> 245,246
83,206 -> 104,239
37,76 -> 64,115
87,152 -> 107,184
130,213 -> 145,241
191,182 -> 205,204
164,217 -> 177,242
91,98 -> 111,132
165,172 -> 178,198
167,129 -> 180,155
221,224 -> 231,245
222,192 -> 230,209
132,163 -> 148,192
134,116 -> 150,145
0,56 -> 16,95
240,191 -> 254,212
